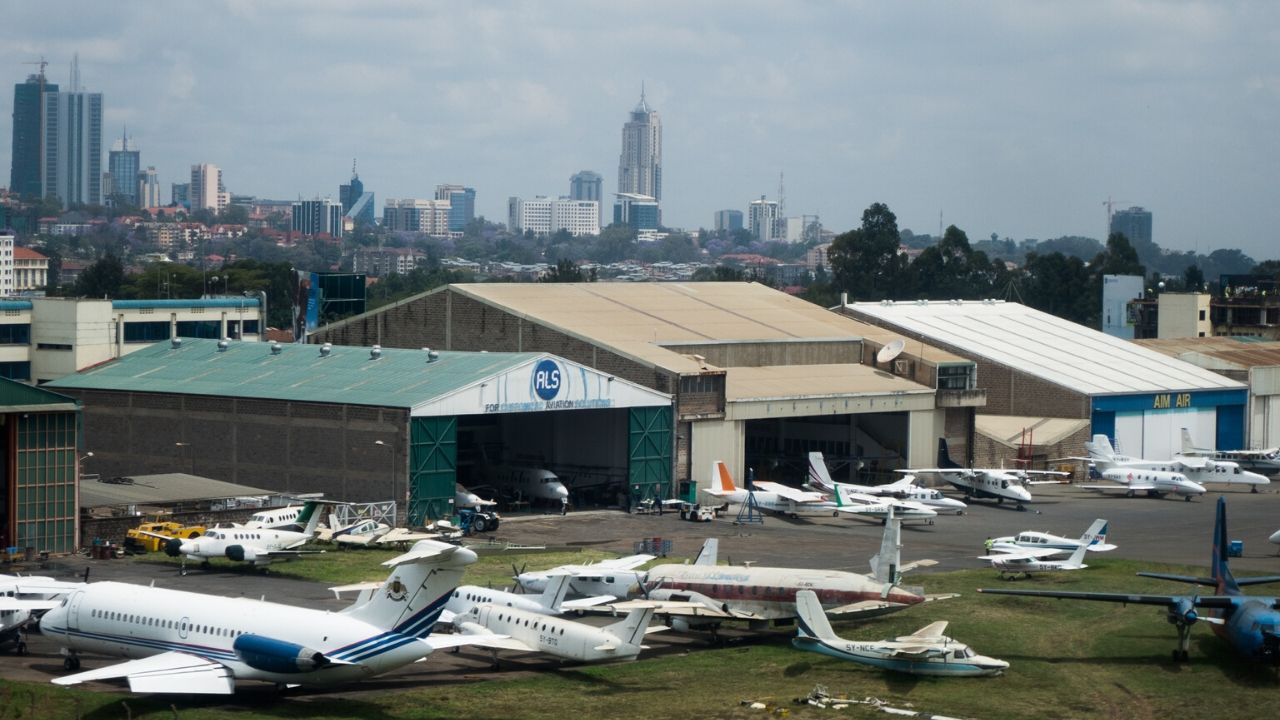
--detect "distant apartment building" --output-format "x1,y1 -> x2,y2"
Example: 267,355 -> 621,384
353,247 -> 429,277
1110,206 -> 1152,246
748,195 -> 779,243
291,198 -> 344,238
13,246 -> 49,292
382,198 -> 452,236
190,164 -> 228,211
137,167 -> 160,208
570,170 -> 604,226
435,184 -> 476,233
508,196 -> 600,236
805,243 -> 832,272
107,131 -> 140,207
0,232 -> 14,296
171,182 -> 190,208
714,209 -> 743,233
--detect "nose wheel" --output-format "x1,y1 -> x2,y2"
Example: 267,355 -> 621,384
62,654 -> 81,671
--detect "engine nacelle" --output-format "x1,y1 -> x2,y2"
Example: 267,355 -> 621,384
163,538 -> 183,557
225,545 -> 257,563
1168,597 -> 1198,626
233,634 -> 329,673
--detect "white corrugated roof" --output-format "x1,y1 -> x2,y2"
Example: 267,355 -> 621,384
847,300 -> 1243,395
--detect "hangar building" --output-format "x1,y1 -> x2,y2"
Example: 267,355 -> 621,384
842,299 -> 1248,460
48,338 -> 671,524
308,283 -> 985,489
0,379 -> 82,554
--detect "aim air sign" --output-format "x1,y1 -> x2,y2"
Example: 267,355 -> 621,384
410,354 -> 671,418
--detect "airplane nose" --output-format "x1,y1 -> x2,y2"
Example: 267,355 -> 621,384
178,541 -> 200,555
554,485 -> 569,499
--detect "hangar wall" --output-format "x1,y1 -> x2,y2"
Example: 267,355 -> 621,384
1251,366 -> 1280,449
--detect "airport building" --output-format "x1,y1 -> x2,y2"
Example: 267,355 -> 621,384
0,379 -> 82,555
308,283 -> 984,492
842,299 -> 1248,460
47,339 -> 672,525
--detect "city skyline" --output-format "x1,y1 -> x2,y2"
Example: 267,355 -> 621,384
2,2 -> 1278,260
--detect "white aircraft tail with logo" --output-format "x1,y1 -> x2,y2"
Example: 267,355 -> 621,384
808,452 -> 836,492
1086,434 -> 1119,470
1066,520 -> 1107,568
341,540 -> 476,638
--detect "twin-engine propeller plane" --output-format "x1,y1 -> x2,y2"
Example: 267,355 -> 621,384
901,440 -> 1067,511
40,540 -> 491,693
980,497 -> 1280,664
988,520 -> 1117,558
154,500 -> 330,574
978,519 -> 1106,579
807,452 -> 967,515
451,602 -> 660,666
702,461 -> 833,518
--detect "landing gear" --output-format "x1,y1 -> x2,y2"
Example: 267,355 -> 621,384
16,640 -> 28,656
1172,621 -> 1193,662
1126,490 -> 1136,498
62,654 -> 81,671
1016,504 -> 1027,512
1184,495 -> 1193,502
1252,485 -> 1260,494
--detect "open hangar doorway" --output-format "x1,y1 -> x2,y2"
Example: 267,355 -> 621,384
743,412 -> 911,489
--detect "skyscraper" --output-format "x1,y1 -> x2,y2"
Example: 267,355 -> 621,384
41,63 -> 103,208
714,209 -> 743,233
107,129 -> 140,207
618,88 -> 662,202
339,160 -> 363,213
748,196 -> 779,243
570,171 -> 604,227
190,164 -> 226,211
292,198 -> 344,238
137,166 -> 160,208
9,71 -> 58,198
435,184 -> 475,233
1110,206 -> 1152,247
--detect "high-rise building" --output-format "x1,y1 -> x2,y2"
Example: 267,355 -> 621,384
190,164 -> 227,211
618,88 -> 662,202
0,231 -> 14,296
383,198 -> 451,236
435,184 -> 476,233
1110,206 -> 1152,247
137,166 -> 160,208
613,193 -> 659,233
292,198 -> 344,238
171,182 -> 190,208
570,171 -> 604,226
9,72 -> 58,198
43,88 -> 103,207
107,129 -> 140,207
339,161 -> 363,214
748,196 -> 779,243
714,209 -> 743,233
508,196 -> 599,236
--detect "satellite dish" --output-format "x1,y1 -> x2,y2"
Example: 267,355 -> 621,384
877,339 -> 906,365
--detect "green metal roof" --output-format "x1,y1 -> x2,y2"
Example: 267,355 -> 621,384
47,338 -> 543,408
0,377 -> 80,412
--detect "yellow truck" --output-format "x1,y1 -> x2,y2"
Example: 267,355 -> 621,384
124,519 -> 206,552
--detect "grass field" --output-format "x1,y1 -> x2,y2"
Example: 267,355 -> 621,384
3,552 -> 1278,720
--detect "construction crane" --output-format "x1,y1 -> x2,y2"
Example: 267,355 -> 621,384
1102,196 -> 1128,237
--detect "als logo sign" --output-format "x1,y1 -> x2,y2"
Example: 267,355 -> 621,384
533,359 -> 562,401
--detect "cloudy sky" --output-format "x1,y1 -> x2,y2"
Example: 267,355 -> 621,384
3,1 -> 1277,259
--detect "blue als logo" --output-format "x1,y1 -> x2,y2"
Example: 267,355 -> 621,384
533,359 -> 562,400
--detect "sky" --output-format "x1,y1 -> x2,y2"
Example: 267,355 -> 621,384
3,1 -> 1277,260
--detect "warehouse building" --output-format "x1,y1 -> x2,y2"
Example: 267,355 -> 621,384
842,299 -> 1248,460
308,283 -> 985,489
48,338 -> 671,524
0,379 -> 82,554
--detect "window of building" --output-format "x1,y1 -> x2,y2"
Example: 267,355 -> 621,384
123,321 -> 171,343
176,321 -> 221,339
0,324 -> 31,344
36,343 -> 72,351
0,361 -> 32,380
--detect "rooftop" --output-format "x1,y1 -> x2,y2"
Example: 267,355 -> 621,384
80,473 -> 273,509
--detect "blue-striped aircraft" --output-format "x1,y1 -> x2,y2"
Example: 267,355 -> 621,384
979,497 -> 1280,663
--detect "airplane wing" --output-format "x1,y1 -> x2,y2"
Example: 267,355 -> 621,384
375,528 -> 443,546
560,594 -> 617,610
977,588 -> 1239,610
978,547 -> 1060,561
1175,456 -> 1211,470
0,597 -> 60,611
328,581 -> 382,600
441,630 -> 532,652
1079,482 -> 1156,492
590,599 -> 739,619
899,559 -> 938,574
889,644 -> 943,658
1137,571 -> 1280,588
257,548 -> 326,557
904,620 -> 949,639
595,554 -> 656,571
751,482 -> 827,503
826,599 -> 911,618
51,651 -> 235,694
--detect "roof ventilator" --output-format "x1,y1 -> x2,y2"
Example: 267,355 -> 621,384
270,342 -> 282,355
171,337 -> 183,350
217,338 -> 229,352
371,345 -> 382,360
320,343 -> 332,358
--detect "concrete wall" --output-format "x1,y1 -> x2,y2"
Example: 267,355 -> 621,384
659,339 -> 862,368
971,425 -> 1091,480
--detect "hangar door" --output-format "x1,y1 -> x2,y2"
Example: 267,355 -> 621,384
628,407 -> 672,503
408,416 -> 457,524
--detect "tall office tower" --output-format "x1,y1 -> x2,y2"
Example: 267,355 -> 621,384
382,198 -> 451,235
613,193 -> 659,232
291,198 -> 344,238
137,167 -> 160,208
435,184 -> 476,233
9,70 -> 58,197
618,87 -> 662,202
171,182 -> 190,208
339,160 -> 363,213
748,196 -> 779,243
1110,206 -> 1153,246
190,164 -> 225,211
0,231 -> 14,296
714,209 -> 743,233
41,58 -> 103,207
570,170 -> 604,226
107,129 -> 140,207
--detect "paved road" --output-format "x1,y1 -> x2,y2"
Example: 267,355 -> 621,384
4,481 -> 1278,698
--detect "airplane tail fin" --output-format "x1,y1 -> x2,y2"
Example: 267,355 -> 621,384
1085,520 -> 1108,548
1068,519 -> 1106,566
808,452 -> 836,491
538,573 -> 573,612
1212,496 -> 1240,594
1086,434 -> 1117,469
794,590 -> 839,641
709,461 -> 737,494
1181,428 -> 1194,454
341,540 -> 476,638
870,505 -> 901,585
693,538 -> 718,566
298,500 -> 327,537
603,606 -> 656,649
937,438 -> 961,469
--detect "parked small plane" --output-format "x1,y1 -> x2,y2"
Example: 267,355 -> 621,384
988,520 -> 1117,558
40,540 -> 488,693
1270,528 -> 1280,553
1087,432 -> 1270,493
831,485 -> 939,524
792,590 -> 1008,676
702,461 -> 833,517
978,519 -> 1105,579
455,483 -> 497,509
157,501 -> 329,574
807,452 -> 967,515
243,500 -> 327,530
2,575 -> 77,655
442,573 -> 614,622
514,554 -> 655,598
1078,466 -> 1206,500
453,601 -> 658,666
902,440 -> 1067,511
980,497 -> 1280,664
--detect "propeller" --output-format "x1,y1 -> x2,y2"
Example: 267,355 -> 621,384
510,562 -> 529,593
163,538 -> 183,557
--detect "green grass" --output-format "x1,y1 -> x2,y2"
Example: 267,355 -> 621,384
7,555 -> 1278,719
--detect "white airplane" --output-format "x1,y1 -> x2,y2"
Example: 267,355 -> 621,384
2,574 -> 79,655
807,452 -> 967,515
40,540 -> 488,693
901,439 -> 1067,511
477,461 -> 569,508
607,510 -> 939,634
1088,432 -> 1270,493
452,601 -> 659,666
441,573 -> 614,622
243,500 -> 325,530
156,502 -> 329,574
1269,528 -> 1280,554
792,590 -> 1008,676
702,461 -> 834,517
455,483 -> 497,509
831,484 -> 939,524
514,554 -> 655,599
978,519 -> 1104,579
1079,466 -> 1206,501
988,520 -> 1117,559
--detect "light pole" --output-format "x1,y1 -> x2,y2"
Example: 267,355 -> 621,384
78,451 -> 94,481
175,442 -> 194,475
374,440 -> 396,524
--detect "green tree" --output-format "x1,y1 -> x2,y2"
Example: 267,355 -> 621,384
827,203 -> 907,300
1183,264 -> 1205,292
1020,252 -> 1094,324
904,225 -> 1001,299
74,253 -> 126,298
540,259 -> 593,283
